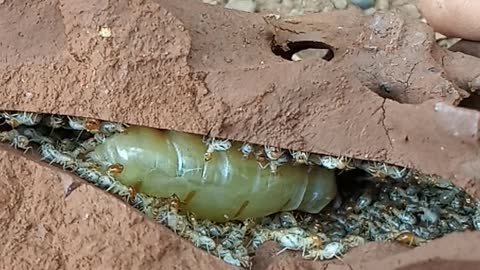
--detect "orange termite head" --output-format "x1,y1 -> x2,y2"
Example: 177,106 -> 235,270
168,194 -> 182,212
311,235 -> 323,248
6,119 -> 20,128
394,232 -> 415,246
127,186 -> 137,197
85,119 -> 100,133
107,163 -> 124,176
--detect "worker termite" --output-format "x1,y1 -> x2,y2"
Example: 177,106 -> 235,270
39,143 -> 93,170
273,227 -> 324,256
99,121 -> 128,136
42,115 -> 65,131
75,166 -> 116,189
202,136 -> 232,161
248,228 -> 273,250
67,116 -> 101,133
0,129 -> 31,152
57,138 -> 76,152
196,219 -> 225,238
358,161 -> 410,180
221,224 -> 247,249
1,112 -> 42,128
278,212 -> 298,227
70,137 -> 102,158
155,196 -> 190,236
215,244 -> 251,268
290,150 -> 311,165
342,235 -> 366,248
239,143 -> 254,159
86,125 -> 337,222
187,230 -> 217,252
262,145 -> 291,174
18,127 -> 55,145
304,241 -> 345,261
308,154 -> 356,171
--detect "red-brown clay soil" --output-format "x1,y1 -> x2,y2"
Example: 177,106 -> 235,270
2,0 -> 480,269
0,145 -> 235,270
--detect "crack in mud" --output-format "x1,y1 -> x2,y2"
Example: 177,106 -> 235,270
370,98 -> 393,160
379,99 -> 393,154
405,63 -> 418,88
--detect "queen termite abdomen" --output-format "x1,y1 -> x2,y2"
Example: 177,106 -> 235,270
87,126 -> 337,222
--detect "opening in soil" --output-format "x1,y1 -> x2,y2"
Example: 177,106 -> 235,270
271,40 -> 335,62
458,92 -> 480,111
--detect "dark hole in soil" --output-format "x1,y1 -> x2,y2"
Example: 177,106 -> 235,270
458,92 -> 480,111
367,81 -> 412,104
271,40 -> 335,61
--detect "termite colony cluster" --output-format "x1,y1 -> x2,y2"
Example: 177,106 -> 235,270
1,111 -> 480,268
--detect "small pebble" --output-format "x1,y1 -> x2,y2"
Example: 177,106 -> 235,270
375,0 -> 389,11
225,0 -> 256,13
203,0 -> 223,5
291,49 -> 330,62
98,27 -> 112,38
331,0 -> 348,10
435,32 -> 447,40
350,0 -> 375,10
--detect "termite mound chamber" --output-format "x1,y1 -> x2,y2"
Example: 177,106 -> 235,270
1,110 -> 479,268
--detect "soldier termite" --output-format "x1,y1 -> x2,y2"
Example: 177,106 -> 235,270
274,228 -> 324,256
86,125 -> 337,223
391,231 -> 426,247
66,116 -> 101,132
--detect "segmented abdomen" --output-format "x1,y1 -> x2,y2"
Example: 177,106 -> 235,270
88,126 -> 337,222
